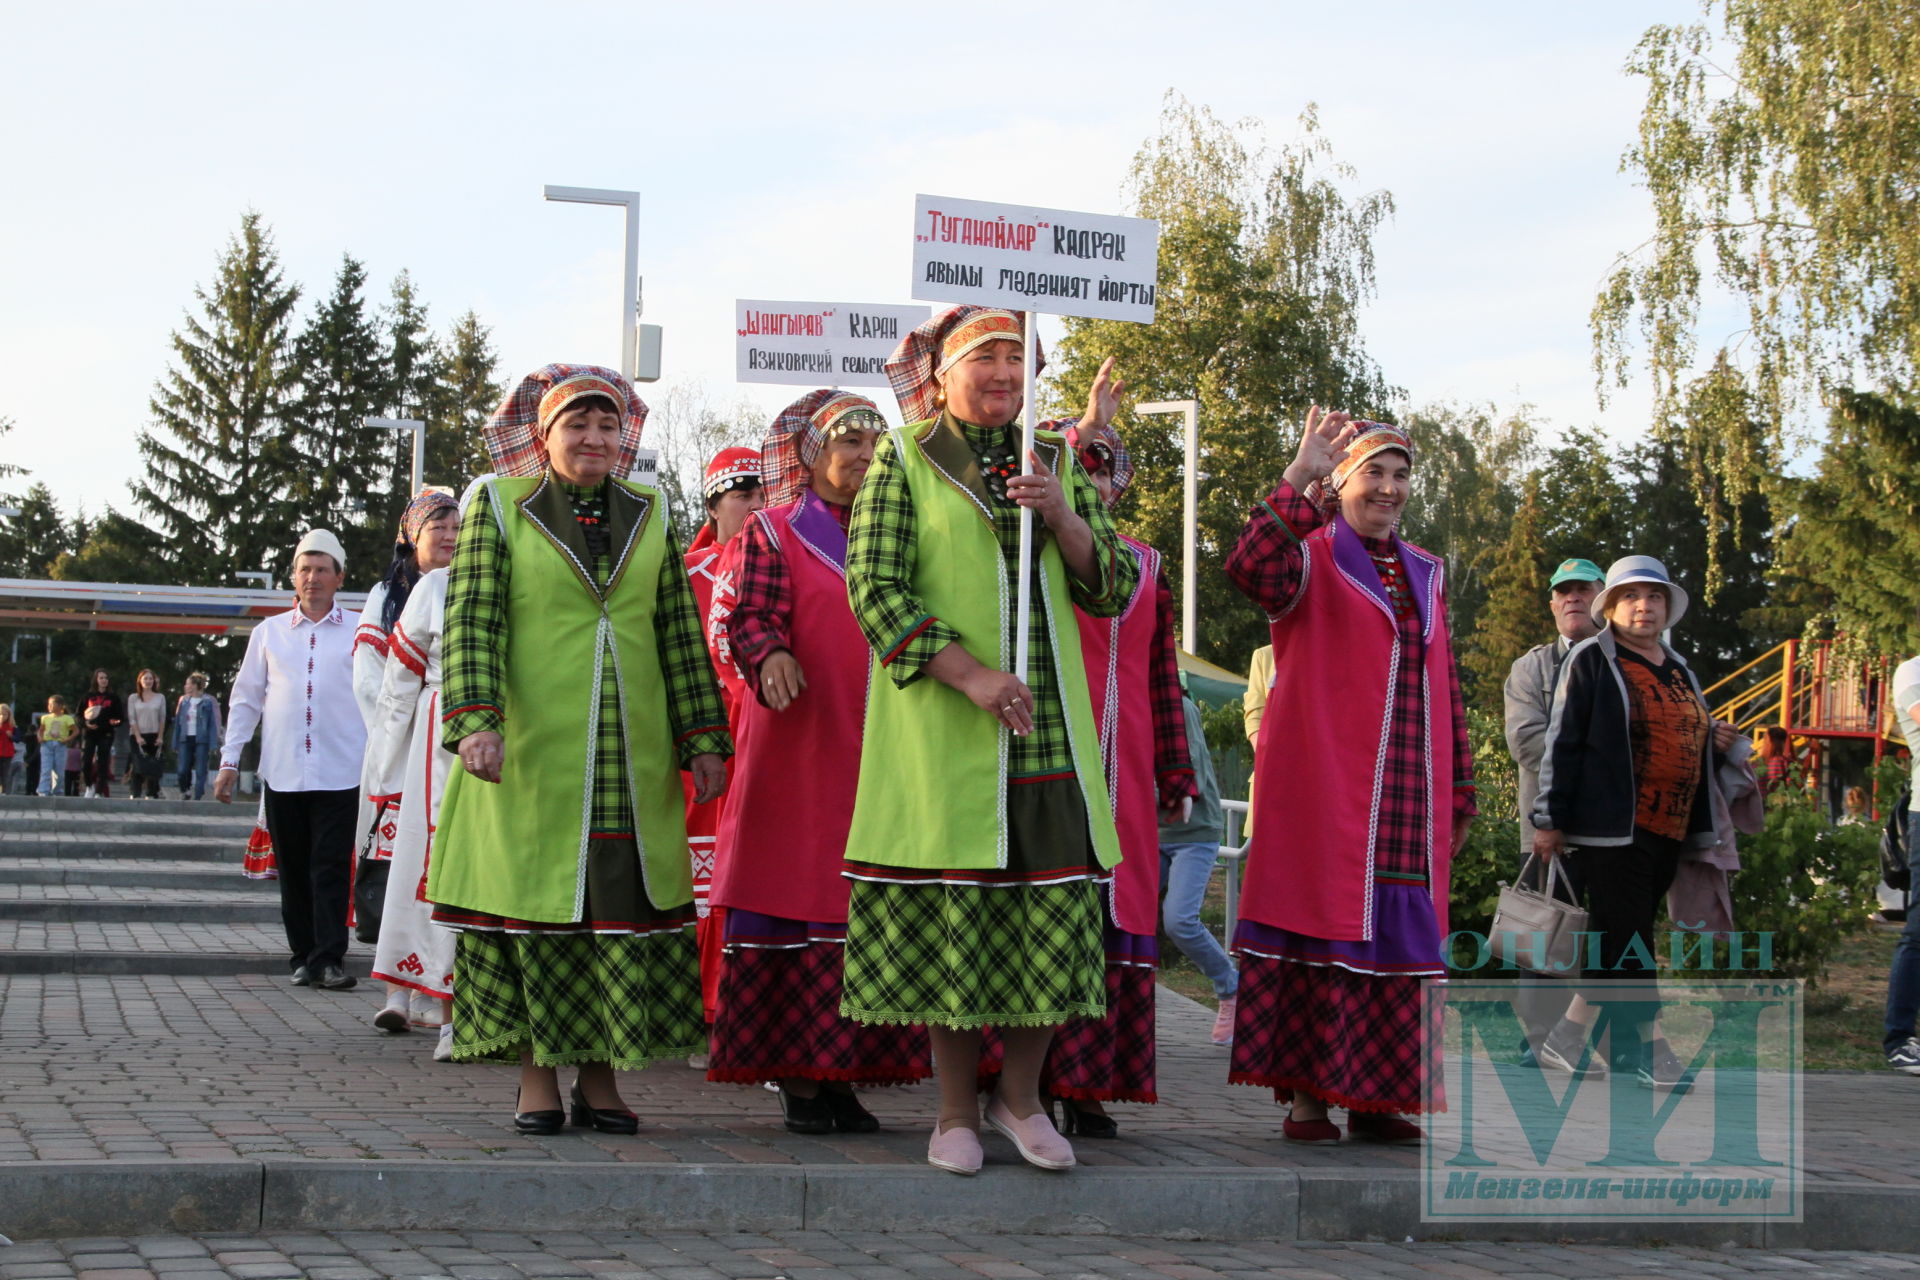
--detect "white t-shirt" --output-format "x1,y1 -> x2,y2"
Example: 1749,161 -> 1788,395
1893,654 -> 1920,811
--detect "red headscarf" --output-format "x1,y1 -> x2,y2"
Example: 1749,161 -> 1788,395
883,306 -> 1044,425
481,364 -> 650,479
760,390 -> 886,508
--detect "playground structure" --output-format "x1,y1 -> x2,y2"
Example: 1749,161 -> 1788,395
1703,638 -> 1900,796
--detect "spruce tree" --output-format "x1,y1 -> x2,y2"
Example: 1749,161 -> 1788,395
0,483 -> 73,578
379,271 -> 441,505
287,254 -> 393,580
135,212 -> 302,586
1462,473 -> 1550,710
429,310 -> 505,488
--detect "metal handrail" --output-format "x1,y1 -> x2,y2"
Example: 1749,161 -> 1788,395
1217,800 -> 1251,948
1699,639 -> 1792,702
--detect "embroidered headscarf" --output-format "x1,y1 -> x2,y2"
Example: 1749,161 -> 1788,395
884,306 -> 1045,426
1316,420 -> 1413,514
1062,418 -> 1135,504
760,390 -> 887,508
378,486 -> 459,631
702,446 -> 762,500
481,363 -> 650,479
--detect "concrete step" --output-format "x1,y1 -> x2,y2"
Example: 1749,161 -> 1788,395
0,793 -> 260,817
0,812 -> 257,839
0,889 -> 283,924
0,857 -> 277,892
0,834 -> 243,862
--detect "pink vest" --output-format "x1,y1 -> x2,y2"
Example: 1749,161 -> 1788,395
1077,536 -> 1162,937
1244,518 -> 1456,942
709,495 -> 867,924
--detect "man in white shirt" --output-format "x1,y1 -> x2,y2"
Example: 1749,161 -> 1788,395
1884,638 -> 1920,1075
215,530 -> 368,991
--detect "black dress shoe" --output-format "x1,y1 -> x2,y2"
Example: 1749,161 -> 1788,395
513,1097 -> 565,1135
315,964 -> 357,991
290,966 -> 311,987
777,1084 -> 836,1134
569,1082 -> 639,1135
1055,1096 -> 1119,1139
824,1087 -> 880,1134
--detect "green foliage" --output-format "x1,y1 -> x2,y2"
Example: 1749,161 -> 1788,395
1449,707 -> 1523,960
428,311 -> 505,488
1775,390 -> 1920,657
1198,695 -> 1253,806
1711,784 -> 1882,983
1048,94 -> 1397,669
0,482 -> 73,579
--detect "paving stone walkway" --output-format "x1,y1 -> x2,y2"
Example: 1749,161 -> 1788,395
3,1229 -> 1918,1280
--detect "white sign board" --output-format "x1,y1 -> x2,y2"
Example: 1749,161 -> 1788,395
735,300 -> 932,388
629,446 -> 659,487
910,194 -> 1160,324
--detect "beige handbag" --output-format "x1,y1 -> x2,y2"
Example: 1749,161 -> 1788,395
1490,853 -> 1588,975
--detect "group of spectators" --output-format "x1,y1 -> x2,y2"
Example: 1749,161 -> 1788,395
1,670 -> 222,799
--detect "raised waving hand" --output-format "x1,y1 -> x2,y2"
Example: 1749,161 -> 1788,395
1280,405 -> 1358,494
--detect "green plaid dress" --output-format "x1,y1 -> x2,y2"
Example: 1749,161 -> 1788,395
439,477 -> 730,1069
840,413 -> 1139,1029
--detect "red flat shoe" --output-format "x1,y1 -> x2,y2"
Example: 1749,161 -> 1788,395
1282,1115 -> 1341,1144
1348,1112 -> 1424,1144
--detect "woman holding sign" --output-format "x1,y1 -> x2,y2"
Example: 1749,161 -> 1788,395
704,390 -> 933,1130
1224,408 -> 1474,1144
842,306 -> 1138,1176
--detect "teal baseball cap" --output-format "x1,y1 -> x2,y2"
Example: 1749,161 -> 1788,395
1549,557 -> 1605,588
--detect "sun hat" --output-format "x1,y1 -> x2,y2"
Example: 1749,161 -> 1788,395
1591,555 -> 1689,628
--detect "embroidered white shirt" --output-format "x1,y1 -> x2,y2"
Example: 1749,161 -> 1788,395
220,603 -> 367,792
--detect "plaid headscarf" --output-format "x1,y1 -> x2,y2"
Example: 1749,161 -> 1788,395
481,363 -> 650,479
884,305 -> 1044,425
397,486 -> 458,548
1062,418 -> 1135,504
761,390 -> 886,509
1316,420 -> 1413,514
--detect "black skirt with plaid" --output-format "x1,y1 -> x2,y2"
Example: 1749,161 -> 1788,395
839,779 -> 1109,1031
441,837 -> 705,1069
706,913 -> 933,1085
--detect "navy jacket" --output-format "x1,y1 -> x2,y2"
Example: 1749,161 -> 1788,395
1532,628 -> 1719,849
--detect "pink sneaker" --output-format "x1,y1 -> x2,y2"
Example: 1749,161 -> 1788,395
984,1096 -> 1075,1170
927,1120 -> 982,1175
1211,995 -> 1237,1046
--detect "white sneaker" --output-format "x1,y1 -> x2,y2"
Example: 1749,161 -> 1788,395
434,1025 -> 455,1062
83,786 -> 95,799
686,1052 -> 710,1070
1211,995 -> 1237,1046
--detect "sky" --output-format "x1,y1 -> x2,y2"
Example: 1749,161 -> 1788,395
0,0 -> 1700,520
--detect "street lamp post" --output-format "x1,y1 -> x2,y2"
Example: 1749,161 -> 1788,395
1134,400 -> 1202,655
363,417 -> 425,494
542,185 -> 662,382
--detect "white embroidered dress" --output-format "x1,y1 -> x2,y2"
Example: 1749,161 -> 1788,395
367,570 -> 456,1013
353,581 -> 400,863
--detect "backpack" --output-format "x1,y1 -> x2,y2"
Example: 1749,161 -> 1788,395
1882,790 -> 1912,893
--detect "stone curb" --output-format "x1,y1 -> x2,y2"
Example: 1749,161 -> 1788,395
0,1160 -> 1907,1249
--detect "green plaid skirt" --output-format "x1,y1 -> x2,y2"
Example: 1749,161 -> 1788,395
839,877 -> 1107,1030
451,928 -> 706,1069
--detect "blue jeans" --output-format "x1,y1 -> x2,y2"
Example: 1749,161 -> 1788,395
38,742 -> 65,795
1884,831 -> 1920,1054
177,737 -> 210,799
1159,841 -> 1238,999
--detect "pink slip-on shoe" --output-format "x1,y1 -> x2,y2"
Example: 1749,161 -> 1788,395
984,1097 -> 1075,1170
1211,995 -> 1237,1046
928,1120 -> 983,1175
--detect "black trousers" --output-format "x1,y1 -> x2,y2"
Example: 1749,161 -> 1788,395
81,734 -> 114,794
262,785 -> 358,972
1569,831 -> 1683,983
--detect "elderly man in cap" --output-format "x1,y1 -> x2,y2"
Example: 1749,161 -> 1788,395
1504,558 -> 1605,856
215,530 -> 368,991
